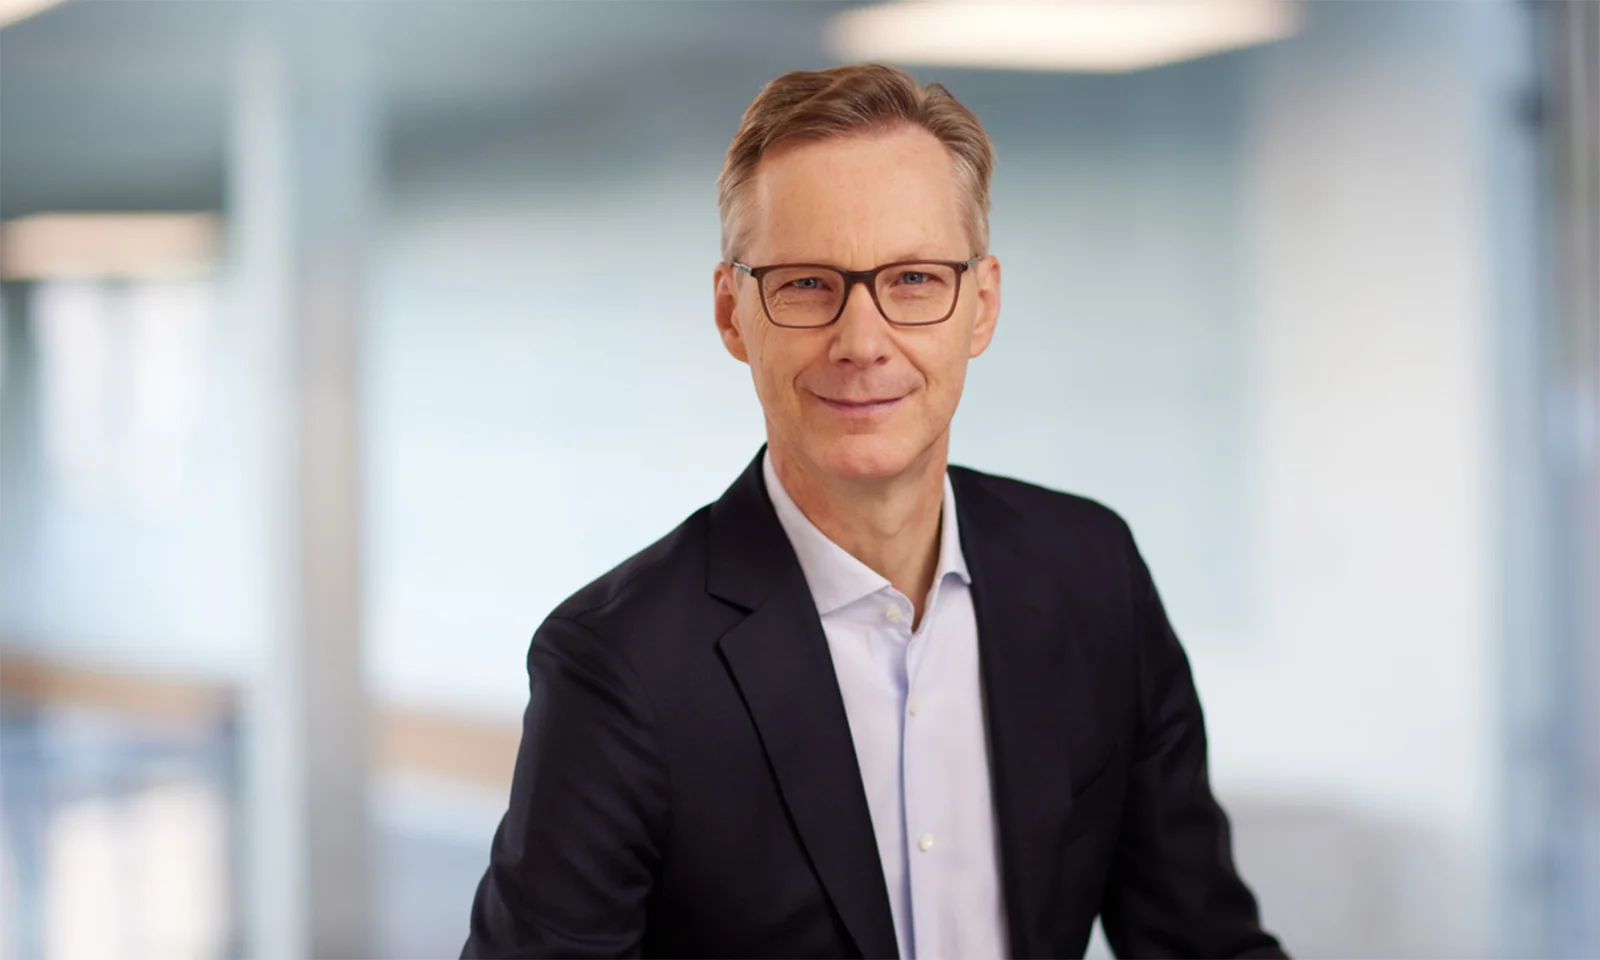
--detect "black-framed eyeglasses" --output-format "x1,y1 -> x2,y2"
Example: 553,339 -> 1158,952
730,256 -> 982,328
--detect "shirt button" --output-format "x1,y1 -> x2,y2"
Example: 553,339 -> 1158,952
917,833 -> 934,852
908,698 -> 920,716
885,605 -> 902,622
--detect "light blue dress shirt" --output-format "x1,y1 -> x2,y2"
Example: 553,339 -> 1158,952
763,453 -> 1009,960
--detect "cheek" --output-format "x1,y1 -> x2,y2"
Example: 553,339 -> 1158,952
751,331 -> 820,383
922,370 -> 967,426
908,339 -> 971,400
746,333 -> 810,408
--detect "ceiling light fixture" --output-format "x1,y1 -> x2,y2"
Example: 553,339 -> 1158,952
829,0 -> 1298,74
0,213 -> 223,281
0,0 -> 70,30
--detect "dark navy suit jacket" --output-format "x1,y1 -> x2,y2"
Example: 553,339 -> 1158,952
463,451 -> 1285,958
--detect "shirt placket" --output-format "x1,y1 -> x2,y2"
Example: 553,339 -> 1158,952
900,586 -> 941,960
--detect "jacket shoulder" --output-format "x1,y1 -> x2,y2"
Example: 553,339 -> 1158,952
950,463 -> 1135,549
541,505 -> 727,656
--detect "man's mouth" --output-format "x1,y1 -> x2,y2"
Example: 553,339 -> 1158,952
812,393 -> 906,415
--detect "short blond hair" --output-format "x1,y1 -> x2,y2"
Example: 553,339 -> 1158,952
717,63 -> 995,262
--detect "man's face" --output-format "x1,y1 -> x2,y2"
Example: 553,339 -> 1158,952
713,126 -> 1001,485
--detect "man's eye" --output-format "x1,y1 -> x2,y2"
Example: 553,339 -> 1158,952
785,276 -> 828,291
899,271 -> 930,285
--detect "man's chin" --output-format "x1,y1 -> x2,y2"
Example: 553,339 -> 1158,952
806,435 -> 929,485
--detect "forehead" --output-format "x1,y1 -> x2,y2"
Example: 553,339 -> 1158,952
742,126 -> 968,265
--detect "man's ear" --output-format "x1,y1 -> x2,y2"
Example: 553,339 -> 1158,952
968,255 -> 1001,359
714,263 -> 751,364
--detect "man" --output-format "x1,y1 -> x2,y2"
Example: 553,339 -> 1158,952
464,64 -> 1283,959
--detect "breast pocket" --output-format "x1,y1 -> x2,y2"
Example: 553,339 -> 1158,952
1061,742 -> 1124,846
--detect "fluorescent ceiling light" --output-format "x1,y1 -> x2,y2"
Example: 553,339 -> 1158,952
0,213 -> 222,280
830,0 -> 1298,74
0,0 -> 69,29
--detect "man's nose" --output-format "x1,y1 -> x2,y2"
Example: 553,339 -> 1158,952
828,280 -> 892,366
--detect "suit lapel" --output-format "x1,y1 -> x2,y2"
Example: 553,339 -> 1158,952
951,468 -> 1080,959
709,452 -> 900,960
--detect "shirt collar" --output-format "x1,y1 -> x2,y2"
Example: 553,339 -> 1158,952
762,450 -> 971,617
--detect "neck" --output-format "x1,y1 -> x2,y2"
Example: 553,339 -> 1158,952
769,437 -> 948,626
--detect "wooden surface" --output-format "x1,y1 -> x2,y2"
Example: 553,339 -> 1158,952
0,651 -> 520,789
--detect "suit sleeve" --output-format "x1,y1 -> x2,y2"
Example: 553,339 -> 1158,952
462,615 -> 670,959
1098,533 -> 1288,959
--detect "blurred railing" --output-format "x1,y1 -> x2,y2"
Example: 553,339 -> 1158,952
0,650 -> 522,960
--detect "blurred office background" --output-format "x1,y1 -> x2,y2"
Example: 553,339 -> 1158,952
0,1 -> 1596,957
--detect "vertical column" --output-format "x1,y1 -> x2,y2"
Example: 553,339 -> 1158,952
293,7 -> 378,956
1541,4 -> 1600,955
1482,1 -> 1565,954
0,282 -> 41,613
0,280 -> 45,960
230,5 -> 377,958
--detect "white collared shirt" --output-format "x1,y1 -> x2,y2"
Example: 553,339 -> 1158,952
763,452 -> 1009,960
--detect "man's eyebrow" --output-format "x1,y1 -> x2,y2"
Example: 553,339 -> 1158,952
757,250 -> 958,266
882,249 -> 951,263
758,254 -> 830,265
